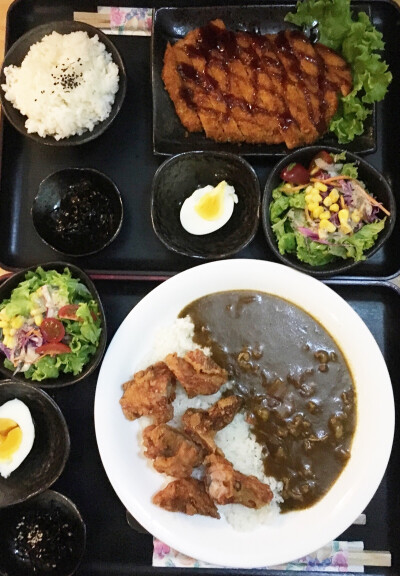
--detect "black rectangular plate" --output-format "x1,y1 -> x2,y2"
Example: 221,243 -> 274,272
42,278 -> 400,575
0,0 -> 399,279
152,4 -> 375,157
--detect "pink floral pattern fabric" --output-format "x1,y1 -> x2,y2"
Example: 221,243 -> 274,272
98,7 -> 152,35
152,539 -> 365,572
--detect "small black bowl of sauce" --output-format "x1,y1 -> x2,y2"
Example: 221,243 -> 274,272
0,489 -> 86,576
32,167 -> 123,257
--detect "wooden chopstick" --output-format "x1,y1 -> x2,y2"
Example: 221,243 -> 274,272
346,550 -> 392,567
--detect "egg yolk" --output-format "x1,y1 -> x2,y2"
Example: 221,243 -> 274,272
194,181 -> 226,221
0,418 -> 22,460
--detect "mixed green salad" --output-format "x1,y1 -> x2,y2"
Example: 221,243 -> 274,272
269,150 -> 390,267
285,0 -> 392,143
0,267 -> 102,381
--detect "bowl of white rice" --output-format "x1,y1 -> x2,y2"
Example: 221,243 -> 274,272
0,21 -> 126,145
94,258 -> 394,568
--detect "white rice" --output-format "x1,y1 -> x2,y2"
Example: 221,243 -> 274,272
2,31 -> 120,140
139,317 -> 283,531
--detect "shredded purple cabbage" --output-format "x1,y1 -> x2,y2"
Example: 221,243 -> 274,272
18,329 -> 43,349
297,227 -> 329,244
0,341 -> 11,359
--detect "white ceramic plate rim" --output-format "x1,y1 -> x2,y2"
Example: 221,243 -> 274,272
94,259 -> 394,568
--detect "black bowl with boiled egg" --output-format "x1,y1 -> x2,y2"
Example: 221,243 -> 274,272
0,489 -> 86,576
262,146 -> 396,278
32,167 -> 123,257
0,381 -> 70,508
151,151 -> 261,259
0,262 -> 107,388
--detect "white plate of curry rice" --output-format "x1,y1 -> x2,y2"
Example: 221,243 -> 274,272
94,259 -> 394,568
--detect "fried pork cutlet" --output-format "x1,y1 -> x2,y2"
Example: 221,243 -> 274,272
143,423 -> 205,478
162,20 -> 353,149
153,478 -> 220,518
182,395 -> 243,453
120,361 -> 176,424
164,349 -> 228,398
204,454 -> 273,509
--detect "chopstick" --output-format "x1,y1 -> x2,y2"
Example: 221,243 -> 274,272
346,550 -> 391,567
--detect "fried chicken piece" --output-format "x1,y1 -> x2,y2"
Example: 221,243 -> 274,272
153,478 -> 220,518
162,20 -> 353,149
204,454 -> 273,509
182,395 -> 242,453
120,362 -> 176,423
143,423 -> 205,478
164,349 -> 228,398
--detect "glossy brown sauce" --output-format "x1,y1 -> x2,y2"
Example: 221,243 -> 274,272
179,291 -> 356,512
177,22 -> 345,134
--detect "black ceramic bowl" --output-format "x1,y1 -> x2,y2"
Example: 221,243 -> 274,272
0,20 -> 127,146
151,151 -> 260,259
32,168 -> 123,257
262,146 -> 396,277
0,262 -> 107,388
0,490 -> 86,576
0,382 -> 70,508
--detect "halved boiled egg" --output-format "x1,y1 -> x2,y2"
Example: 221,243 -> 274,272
180,180 -> 238,235
0,398 -> 35,478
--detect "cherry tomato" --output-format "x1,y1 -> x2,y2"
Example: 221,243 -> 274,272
40,318 -> 65,343
58,304 -> 80,321
36,342 -> 71,357
280,163 -> 310,185
58,304 -> 98,323
309,150 -> 333,172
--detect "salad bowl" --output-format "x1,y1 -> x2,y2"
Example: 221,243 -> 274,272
0,262 -> 107,388
262,146 -> 396,278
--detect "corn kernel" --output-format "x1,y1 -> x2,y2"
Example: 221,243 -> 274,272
4,336 -> 15,349
305,185 -> 314,194
0,320 -> 8,328
329,188 -> 340,203
307,202 -> 319,212
351,209 -> 361,224
319,219 -> 336,233
314,181 -> 328,192
340,223 -> 353,235
323,196 -> 333,207
34,314 -> 43,326
329,203 -> 339,213
319,211 -> 331,220
338,209 -> 349,224
312,206 -> 324,219
9,328 -> 16,336
311,193 -> 323,204
305,193 -> 313,203
2,327 -> 9,336
11,316 -> 24,329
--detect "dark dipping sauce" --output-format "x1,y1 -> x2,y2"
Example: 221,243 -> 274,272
49,180 -> 116,253
179,290 -> 356,512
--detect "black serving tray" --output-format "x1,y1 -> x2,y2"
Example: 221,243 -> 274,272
0,0 -> 399,279
31,277 -> 399,575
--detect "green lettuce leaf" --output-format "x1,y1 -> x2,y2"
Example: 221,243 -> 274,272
285,0 -> 392,143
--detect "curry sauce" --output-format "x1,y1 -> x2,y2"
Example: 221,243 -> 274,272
179,291 -> 356,512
